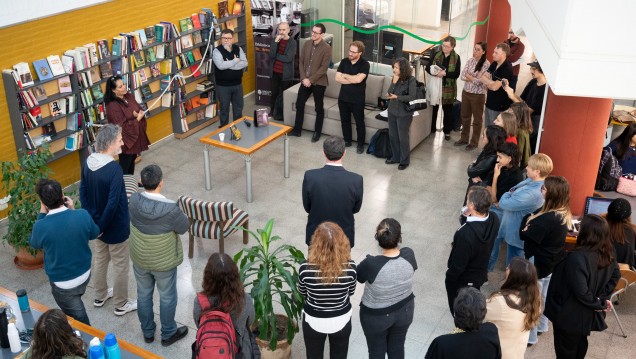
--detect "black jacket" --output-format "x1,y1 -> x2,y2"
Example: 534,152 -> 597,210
520,211 -> 568,279
425,322 -> 501,359
545,251 -> 620,335
468,150 -> 497,186
446,213 -> 500,286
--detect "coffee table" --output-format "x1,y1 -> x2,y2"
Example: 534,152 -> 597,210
199,117 -> 292,203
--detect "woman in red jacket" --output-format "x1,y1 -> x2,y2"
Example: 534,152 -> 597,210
104,75 -> 150,175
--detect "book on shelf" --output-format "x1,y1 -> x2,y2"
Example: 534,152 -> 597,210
46,55 -> 66,76
191,13 -> 202,29
141,85 -> 153,100
99,62 -> 113,78
190,63 -> 201,77
197,80 -> 213,91
133,89 -> 143,104
159,59 -> 172,74
226,18 -> 238,31
199,90 -> 211,105
150,63 -> 161,77
195,110 -> 205,121
83,43 -> 99,65
179,18 -> 194,32
97,104 -> 106,123
191,47 -> 203,61
88,67 -> 101,83
13,62 -> 34,88
67,113 -> 80,131
23,133 -> 35,150
61,55 -> 74,74
155,44 -> 165,60
161,92 -> 172,107
32,85 -> 47,101
97,39 -> 111,60
65,133 -> 77,151
29,106 -> 42,120
192,31 -> 203,45
205,103 -> 217,118
137,68 -> 148,83
92,85 -> 104,101
180,117 -> 189,132
49,98 -> 66,116
64,49 -> 85,71
132,52 -> 146,68
218,0 -> 230,18
73,47 -> 91,69
32,135 -> 52,148
42,122 -> 57,137
135,29 -> 148,47
67,94 -> 76,113
160,76 -> 171,91
111,58 -> 124,75
144,26 -> 156,45
58,76 -> 73,93
180,34 -> 194,49
145,47 -> 157,62
112,36 -> 123,56
233,1 -> 245,15
32,59 -> 54,81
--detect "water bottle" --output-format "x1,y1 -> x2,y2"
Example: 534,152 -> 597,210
7,322 -> 21,353
0,307 -> 10,349
89,337 -> 105,359
16,289 -> 30,312
103,333 -> 122,359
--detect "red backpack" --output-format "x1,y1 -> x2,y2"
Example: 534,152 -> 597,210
193,293 -> 240,359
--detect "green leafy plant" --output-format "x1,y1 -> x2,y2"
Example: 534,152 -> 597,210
1,147 -> 52,255
233,218 -> 305,351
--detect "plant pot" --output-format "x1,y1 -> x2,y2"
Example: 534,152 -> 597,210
14,247 -> 44,270
255,314 -> 294,359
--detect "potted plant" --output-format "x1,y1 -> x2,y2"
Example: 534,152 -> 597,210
1,147 -> 52,269
234,219 -> 305,358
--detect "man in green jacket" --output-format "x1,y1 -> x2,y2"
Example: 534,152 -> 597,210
129,164 -> 189,347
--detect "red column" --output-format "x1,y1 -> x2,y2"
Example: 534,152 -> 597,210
539,89 -> 613,216
475,0 -> 510,62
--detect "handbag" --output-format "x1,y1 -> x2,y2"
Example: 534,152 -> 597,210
616,176 -> 636,196
405,81 -> 427,112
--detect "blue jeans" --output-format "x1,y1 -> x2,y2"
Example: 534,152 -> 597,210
528,273 -> 551,344
360,299 -> 415,359
133,264 -> 178,340
216,84 -> 244,126
50,276 -> 91,326
488,232 -> 505,272
506,244 -> 525,266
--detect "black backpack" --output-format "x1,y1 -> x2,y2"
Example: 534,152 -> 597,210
595,146 -> 622,191
367,128 -> 392,159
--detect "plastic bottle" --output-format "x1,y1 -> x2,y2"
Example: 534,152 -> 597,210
89,337 -> 105,359
7,322 -> 21,353
103,333 -> 122,359
16,289 -> 30,312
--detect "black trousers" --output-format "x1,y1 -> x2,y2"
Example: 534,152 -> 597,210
302,316 -> 352,359
338,100 -> 366,145
530,114 -> 541,154
553,326 -> 588,359
118,153 -> 137,175
270,72 -> 292,120
445,279 -> 480,315
293,84 -> 326,134
431,104 -> 454,134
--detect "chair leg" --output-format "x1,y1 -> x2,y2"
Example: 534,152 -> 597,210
188,232 -> 194,258
219,231 -> 225,254
243,219 -> 249,244
611,306 -> 628,338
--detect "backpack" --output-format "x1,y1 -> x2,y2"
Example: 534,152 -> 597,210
367,128 -> 392,159
595,146 -> 622,191
193,293 -> 240,359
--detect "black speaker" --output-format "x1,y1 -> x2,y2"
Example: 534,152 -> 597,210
300,9 -> 318,38
353,24 -> 379,62
380,30 -> 404,65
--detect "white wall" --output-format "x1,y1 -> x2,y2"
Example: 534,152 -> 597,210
0,0 -> 110,28
392,0 -> 442,28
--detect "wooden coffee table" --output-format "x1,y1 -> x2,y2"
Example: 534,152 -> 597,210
199,117 -> 292,203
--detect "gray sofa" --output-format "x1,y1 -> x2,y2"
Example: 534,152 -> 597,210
283,69 -> 432,150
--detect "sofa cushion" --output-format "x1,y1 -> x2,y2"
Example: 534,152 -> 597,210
324,69 -> 342,99
290,95 -> 339,117
365,74 -> 385,106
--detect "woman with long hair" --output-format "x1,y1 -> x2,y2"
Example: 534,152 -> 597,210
520,175 -> 572,345
494,111 -> 518,144
609,122 -> 636,175
23,309 -> 87,359
358,218 -> 417,359
603,198 -> 636,267
298,222 -> 357,359
485,257 -> 541,359
456,42 -> 490,151
509,102 -> 533,167
193,253 -> 255,359
385,57 -> 417,170
465,125 -> 507,204
104,75 -> 150,175
545,214 -> 620,358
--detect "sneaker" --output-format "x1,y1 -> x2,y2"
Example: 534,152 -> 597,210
114,300 -> 138,316
144,336 -> 154,343
94,288 -> 113,307
454,140 -> 468,147
465,144 -> 477,151
161,326 -> 188,347
356,145 -> 364,154
344,141 -> 352,147
444,134 -> 451,141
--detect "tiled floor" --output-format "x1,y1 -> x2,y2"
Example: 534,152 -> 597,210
1,94 -> 635,358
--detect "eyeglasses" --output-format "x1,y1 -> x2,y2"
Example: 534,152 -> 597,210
221,37 -> 233,40
312,31 -> 322,35
348,50 -> 361,54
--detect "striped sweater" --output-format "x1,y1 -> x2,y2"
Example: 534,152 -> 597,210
298,260 -> 357,318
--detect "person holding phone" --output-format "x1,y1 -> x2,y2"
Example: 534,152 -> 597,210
269,22 -> 296,121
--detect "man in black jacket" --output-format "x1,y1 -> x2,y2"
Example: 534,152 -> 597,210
446,187 -> 499,314
302,136 -> 363,248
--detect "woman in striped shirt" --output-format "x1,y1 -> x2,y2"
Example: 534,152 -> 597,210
298,222 -> 357,359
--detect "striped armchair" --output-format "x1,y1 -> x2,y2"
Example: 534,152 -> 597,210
177,196 -> 249,257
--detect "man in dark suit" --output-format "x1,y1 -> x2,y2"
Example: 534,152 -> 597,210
302,136 -> 364,247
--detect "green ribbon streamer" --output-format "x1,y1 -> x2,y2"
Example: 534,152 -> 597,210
300,16 -> 490,44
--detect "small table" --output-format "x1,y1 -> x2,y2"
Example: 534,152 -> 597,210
199,117 -> 292,203
0,287 -> 161,359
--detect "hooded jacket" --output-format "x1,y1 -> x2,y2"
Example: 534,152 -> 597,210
128,192 -> 189,271
446,212 -> 500,286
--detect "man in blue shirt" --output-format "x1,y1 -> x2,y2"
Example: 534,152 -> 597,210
489,153 -> 553,270
30,179 -> 99,325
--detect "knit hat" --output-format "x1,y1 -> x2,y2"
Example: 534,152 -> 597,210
607,198 -> 631,221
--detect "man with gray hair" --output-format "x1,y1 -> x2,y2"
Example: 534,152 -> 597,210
129,164 -> 190,346
302,136 -> 363,247
80,124 -> 137,316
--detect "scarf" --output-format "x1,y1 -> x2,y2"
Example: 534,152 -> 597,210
433,50 -> 459,105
